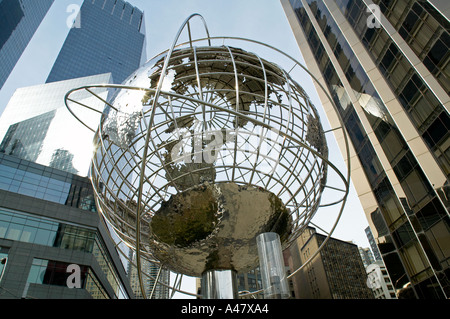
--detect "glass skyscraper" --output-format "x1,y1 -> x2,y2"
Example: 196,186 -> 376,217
281,0 -> 449,299
365,226 -> 382,261
0,73 -> 113,176
46,0 -> 147,84
0,0 -> 54,89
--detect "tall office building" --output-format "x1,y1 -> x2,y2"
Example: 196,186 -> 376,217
1,0 -> 148,175
0,153 -> 134,299
126,250 -> 170,299
0,73 -> 113,176
0,0 -> 54,89
365,226 -> 382,261
286,226 -> 374,299
46,0 -> 147,84
366,260 -> 397,299
281,0 -> 449,298
359,247 -> 376,268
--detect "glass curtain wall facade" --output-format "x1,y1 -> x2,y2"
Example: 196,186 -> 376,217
0,153 -> 134,299
281,0 -> 449,298
46,0 -> 146,84
0,0 -> 54,89
0,73 -> 113,176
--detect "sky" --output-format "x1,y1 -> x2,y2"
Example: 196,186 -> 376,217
0,0 -> 373,297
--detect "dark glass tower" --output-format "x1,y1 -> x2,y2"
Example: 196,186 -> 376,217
281,0 -> 449,299
46,0 -> 146,84
0,0 -> 54,89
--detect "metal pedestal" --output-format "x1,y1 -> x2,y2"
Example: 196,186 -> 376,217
201,269 -> 238,299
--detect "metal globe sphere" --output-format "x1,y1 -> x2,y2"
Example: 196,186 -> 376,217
88,45 -> 329,276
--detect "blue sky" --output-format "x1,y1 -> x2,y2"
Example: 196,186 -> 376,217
0,0 -> 371,257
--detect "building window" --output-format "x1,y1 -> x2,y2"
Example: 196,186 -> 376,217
26,258 -> 109,299
423,33 -> 449,73
379,43 -> 399,74
0,248 -> 8,283
400,242 -> 430,281
392,222 -> 416,248
423,112 -> 450,148
373,178 -> 404,225
0,208 -> 96,252
27,259 -> 87,287
0,154 -> 97,212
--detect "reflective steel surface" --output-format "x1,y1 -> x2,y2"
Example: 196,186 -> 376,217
150,183 -> 291,276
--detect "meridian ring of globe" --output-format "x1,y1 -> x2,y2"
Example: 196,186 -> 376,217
164,77 -> 233,130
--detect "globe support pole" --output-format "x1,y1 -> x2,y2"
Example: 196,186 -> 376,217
201,269 -> 238,299
64,15 -> 352,298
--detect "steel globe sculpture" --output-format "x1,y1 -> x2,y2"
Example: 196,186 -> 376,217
65,14 -> 351,299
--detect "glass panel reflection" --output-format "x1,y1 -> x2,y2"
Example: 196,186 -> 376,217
0,207 -> 129,298
0,154 -> 97,212
0,208 -> 96,252
26,258 -> 109,299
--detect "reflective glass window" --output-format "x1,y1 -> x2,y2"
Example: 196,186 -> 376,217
0,154 -> 97,212
345,110 -> 366,150
400,241 -> 430,278
424,34 -> 447,70
426,219 -> 450,266
380,43 -> 398,74
20,225 -> 37,242
0,209 -> 96,251
400,74 -> 423,107
373,178 -> 403,225
0,221 -> 8,238
423,112 -> 450,148
27,258 -> 88,287
393,222 -> 416,248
